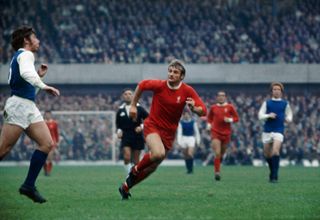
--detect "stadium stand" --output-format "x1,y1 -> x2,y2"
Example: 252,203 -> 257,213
1,0 -> 319,64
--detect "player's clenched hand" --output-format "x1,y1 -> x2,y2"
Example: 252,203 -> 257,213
135,126 -> 142,133
224,117 -> 233,123
269,112 -> 277,119
43,86 -> 60,96
37,64 -> 48,77
186,97 -> 195,110
129,105 -> 137,121
117,129 -> 123,139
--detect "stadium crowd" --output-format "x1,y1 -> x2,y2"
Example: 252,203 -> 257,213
1,0 -> 319,64
1,91 -> 319,165
0,0 -> 319,164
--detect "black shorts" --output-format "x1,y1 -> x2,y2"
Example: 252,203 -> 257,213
120,137 -> 145,150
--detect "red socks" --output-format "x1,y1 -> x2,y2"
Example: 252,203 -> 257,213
124,152 -> 162,191
43,163 -> 48,173
129,161 -> 159,189
44,161 -> 53,175
214,158 -> 221,173
136,153 -> 152,172
122,182 -> 129,192
48,162 -> 52,173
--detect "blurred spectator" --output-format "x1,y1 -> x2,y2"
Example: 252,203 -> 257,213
72,128 -> 86,160
1,0 -> 319,64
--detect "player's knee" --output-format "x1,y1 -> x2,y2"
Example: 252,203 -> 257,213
0,144 -> 12,160
40,140 -> 54,153
272,151 -> 280,156
151,151 -> 165,161
123,154 -> 131,162
263,152 -> 271,158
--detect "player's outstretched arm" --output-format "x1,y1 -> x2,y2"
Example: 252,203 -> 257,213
43,86 -> 60,96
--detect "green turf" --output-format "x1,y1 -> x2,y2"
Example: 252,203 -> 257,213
0,165 -> 319,220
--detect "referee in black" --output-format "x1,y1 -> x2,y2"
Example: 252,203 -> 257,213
116,88 -> 149,173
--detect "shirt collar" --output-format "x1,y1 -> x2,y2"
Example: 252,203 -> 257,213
216,102 -> 227,106
166,81 -> 182,90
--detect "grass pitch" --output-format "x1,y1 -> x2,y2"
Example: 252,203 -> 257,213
0,165 -> 319,220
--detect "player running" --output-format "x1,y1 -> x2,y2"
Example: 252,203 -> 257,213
118,59 -> 207,199
207,91 -> 239,181
177,110 -> 201,174
258,82 -> 293,183
0,26 -> 60,203
43,110 -> 60,176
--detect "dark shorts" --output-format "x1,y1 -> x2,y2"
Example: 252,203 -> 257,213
121,137 -> 145,150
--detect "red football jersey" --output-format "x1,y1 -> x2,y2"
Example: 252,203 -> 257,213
207,103 -> 239,136
139,80 -> 207,133
46,119 -> 59,145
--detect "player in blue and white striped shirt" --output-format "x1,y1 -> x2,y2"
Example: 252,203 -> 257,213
177,111 -> 200,174
0,26 -> 60,203
258,82 -> 293,183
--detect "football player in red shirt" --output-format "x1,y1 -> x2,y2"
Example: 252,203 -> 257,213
43,110 -> 59,176
207,91 -> 239,181
119,59 -> 207,199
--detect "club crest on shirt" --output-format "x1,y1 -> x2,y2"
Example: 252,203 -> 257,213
176,96 -> 181,103
120,112 -> 126,117
224,108 -> 228,113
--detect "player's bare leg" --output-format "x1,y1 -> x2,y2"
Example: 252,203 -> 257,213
19,121 -> 54,203
0,124 -> 24,160
129,133 -> 165,181
25,122 -> 53,153
263,143 -> 274,182
132,150 -> 141,165
145,133 -> 166,162
130,133 -> 166,173
212,139 -> 222,181
44,150 -> 54,176
221,144 -> 227,158
119,133 -> 166,200
123,146 -> 132,173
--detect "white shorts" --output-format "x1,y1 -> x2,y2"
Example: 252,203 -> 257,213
179,136 -> 196,148
262,132 -> 284,144
3,95 -> 43,129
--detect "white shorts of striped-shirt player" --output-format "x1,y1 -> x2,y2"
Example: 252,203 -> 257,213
262,132 -> 284,144
3,95 -> 43,129
179,136 -> 196,148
